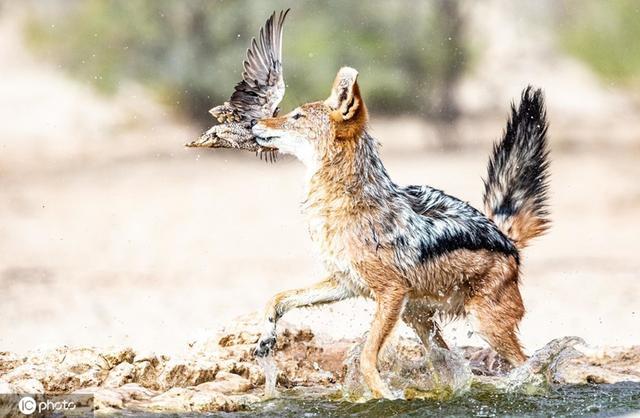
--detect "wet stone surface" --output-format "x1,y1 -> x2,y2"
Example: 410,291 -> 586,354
0,315 -> 639,415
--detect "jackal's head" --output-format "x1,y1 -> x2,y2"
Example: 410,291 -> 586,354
252,67 -> 367,167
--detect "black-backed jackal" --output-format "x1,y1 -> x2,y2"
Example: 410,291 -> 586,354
251,67 -> 550,398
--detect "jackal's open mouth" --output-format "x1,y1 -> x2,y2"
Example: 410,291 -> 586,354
256,135 -> 278,148
255,135 -> 279,146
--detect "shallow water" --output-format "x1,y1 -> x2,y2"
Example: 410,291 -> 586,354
240,336 -> 639,417
116,338 -> 640,417
230,383 -> 640,418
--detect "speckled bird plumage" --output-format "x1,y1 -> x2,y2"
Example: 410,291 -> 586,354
186,9 -> 289,155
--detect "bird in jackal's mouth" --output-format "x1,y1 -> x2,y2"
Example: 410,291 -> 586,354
185,9 -> 289,160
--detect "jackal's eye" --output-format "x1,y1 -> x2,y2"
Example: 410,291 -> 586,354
291,112 -> 304,120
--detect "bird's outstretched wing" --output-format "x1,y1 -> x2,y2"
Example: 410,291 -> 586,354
210,9 -> 289,123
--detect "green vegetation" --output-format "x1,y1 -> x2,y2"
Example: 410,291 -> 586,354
559,0 -> 640,85
25,0 -> 468,123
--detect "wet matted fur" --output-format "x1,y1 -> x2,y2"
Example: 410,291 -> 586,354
250,67 -> 550,398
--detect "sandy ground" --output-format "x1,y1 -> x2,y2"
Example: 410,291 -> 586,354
1,6 -> 639,356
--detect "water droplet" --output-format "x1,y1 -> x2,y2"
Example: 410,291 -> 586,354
256,353 -> 278,399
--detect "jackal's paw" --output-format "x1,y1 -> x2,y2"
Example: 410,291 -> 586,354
253,335 -> 276,358
371,386 -> 396,400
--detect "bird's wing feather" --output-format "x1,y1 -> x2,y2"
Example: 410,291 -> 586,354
212,9 -> 289,122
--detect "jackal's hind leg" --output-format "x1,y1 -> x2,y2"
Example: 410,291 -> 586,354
253,276 -> 353,357
466,278 -> 527,366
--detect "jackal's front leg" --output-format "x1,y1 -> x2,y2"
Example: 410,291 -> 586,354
253,275 -> 353,357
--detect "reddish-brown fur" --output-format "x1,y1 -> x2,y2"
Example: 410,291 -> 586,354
252,68 -> 534,398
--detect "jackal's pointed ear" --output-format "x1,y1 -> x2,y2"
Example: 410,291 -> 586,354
325,67 -> 365,122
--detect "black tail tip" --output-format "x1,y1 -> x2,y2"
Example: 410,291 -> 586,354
522,85 -> 544,100
518,86 -> 546,119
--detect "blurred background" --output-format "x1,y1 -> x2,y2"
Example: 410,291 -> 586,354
1,0 -> 638,354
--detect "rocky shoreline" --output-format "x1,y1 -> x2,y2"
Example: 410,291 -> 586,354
1,315 -> 638,415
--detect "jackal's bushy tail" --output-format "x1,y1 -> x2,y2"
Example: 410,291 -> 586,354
483,87 -> 550,249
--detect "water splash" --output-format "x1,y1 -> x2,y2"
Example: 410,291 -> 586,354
342,334 -> 472,401
256,352 -> 279,399
501,336 -> 586,393
341,335 -> 587,401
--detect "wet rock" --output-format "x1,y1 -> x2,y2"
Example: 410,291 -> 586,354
135,387 -> 192,412
216,345 -> 255,363
270,327 -> 343,388
555,345 -> 640,384
1,315 -> 639,413
76,366 -> 107,389
92,387 -> 126,411
196,371 -> 252,394
189,313 -> 262,354
116,382 -> 157,401
75,383 -> 158,413
44,370 -> 91,392
101,347 -> 136,369
58,348 -> 108,374
0,364 -> 87,392
219,331 -> 260,348
157,358 -> 218,390
189,390 -> 241,413
133,387 -> 241,413
133,351 -> 159,366
0,352 -> 24,375
0,380 -> 14,394
10,378 -> 44,394
134,359 -> 160,389
217,359 -> 265,386
5,347 -> 108,392
103,362 -> 136,388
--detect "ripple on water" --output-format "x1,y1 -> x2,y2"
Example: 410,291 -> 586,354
240,336 -> 640,417
236,382 -> 640,418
